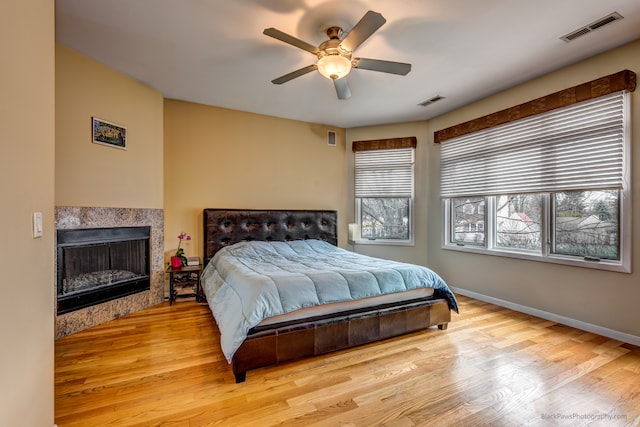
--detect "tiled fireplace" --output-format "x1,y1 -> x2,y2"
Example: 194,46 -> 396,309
55,206 -> 164,338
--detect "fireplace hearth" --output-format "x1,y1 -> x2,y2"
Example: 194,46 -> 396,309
56,226 -> 151,314
55,206 -> 163,338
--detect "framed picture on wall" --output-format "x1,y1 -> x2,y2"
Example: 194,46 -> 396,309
92,117 -> 127,149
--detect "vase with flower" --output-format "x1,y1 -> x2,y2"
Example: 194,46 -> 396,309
171,232 -> 191,268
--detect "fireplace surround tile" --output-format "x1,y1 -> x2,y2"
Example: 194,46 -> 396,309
55,206 -> 164,338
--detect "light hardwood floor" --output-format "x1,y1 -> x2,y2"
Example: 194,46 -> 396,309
55,295 -> 640,426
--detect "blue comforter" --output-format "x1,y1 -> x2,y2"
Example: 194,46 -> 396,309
201,239 -> 458,362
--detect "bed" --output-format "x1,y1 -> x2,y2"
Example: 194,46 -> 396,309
202,209 -> 458,383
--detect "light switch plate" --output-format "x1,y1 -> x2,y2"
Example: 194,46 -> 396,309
33,212 -> 43,238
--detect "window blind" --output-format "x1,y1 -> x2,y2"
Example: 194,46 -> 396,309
355,148 -> 414,198
440,91 -> 628,198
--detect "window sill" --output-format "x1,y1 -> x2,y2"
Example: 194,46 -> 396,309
442,244 -> 630,273
352,238 -> 414,247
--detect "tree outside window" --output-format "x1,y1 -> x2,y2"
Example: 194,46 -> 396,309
495,194 -> 542,251
451,197 -> 485,246
553,190 -> 619,260
360,198 -> 409,240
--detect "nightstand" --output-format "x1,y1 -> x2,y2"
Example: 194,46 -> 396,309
166,264 -> 202,305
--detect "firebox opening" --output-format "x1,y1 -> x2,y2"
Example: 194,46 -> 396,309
56,226 -> 151,315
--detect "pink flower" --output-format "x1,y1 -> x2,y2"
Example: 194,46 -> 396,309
176,232 -> 191,256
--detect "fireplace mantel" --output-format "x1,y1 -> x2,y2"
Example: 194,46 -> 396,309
55,206 -> 164,338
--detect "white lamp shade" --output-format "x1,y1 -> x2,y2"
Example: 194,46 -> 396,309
348,223 -> 361,241
317,55 -> 352,80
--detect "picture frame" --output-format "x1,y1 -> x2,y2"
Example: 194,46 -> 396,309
92,117 -> 127,149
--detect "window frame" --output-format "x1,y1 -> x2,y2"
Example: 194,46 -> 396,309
354,197 -> 414,246
442,189 -> 630,272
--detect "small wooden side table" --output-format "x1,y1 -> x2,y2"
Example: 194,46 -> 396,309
166,264 -> 202,305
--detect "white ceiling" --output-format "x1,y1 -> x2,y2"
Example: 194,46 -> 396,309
55,0 -> 640,129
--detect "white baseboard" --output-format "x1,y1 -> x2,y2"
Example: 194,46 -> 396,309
451,287 -> 640,346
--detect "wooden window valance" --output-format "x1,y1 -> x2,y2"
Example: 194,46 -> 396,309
352,137 -> 417,152
434,69 -> 636,144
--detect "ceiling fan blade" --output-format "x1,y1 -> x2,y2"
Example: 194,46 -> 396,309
334,77 -> 351,99
263,28 -> 319,54
340,10 -> 386,52
271,64 -> 318,85
353,58 -> 411,75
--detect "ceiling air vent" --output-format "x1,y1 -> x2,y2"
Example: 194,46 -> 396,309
561,12 -> 623,42
419,95 -> 444,107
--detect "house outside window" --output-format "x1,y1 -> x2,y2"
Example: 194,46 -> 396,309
439,89 -> 631,272
353,137 -> 415,245
451,197 -> 485,246
495,194 -> 542,251
553,190 -> 620,259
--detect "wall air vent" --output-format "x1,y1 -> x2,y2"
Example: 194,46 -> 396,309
327,130 -> 337,146
419,95 -> 444,107
561,12 -> 623,42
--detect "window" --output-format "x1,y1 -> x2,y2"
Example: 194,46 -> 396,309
353,137 -> 415,244
496,194 -> 542,251
440,91 -> 630,272
359,198 -> 410,240
451,197 -> 485,246
553,190 -> 620,260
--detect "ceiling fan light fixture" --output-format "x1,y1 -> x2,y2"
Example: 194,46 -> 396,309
264,11 -> 411,98
317,54 -> 352,80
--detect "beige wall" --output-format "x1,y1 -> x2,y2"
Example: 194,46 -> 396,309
0,0 -> 56,425
427,40 -> 639,338
163,100 -> 347,261
55,44 -> 164,209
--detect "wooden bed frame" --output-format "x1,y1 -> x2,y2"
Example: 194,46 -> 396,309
203,209 -> 452,383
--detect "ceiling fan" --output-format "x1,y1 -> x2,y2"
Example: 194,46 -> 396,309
263,10 -> 411,99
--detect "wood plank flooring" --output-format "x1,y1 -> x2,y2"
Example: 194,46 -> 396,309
55,295 -> 640,426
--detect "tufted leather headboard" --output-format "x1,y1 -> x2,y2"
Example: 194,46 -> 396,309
203,209 -> 338,267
